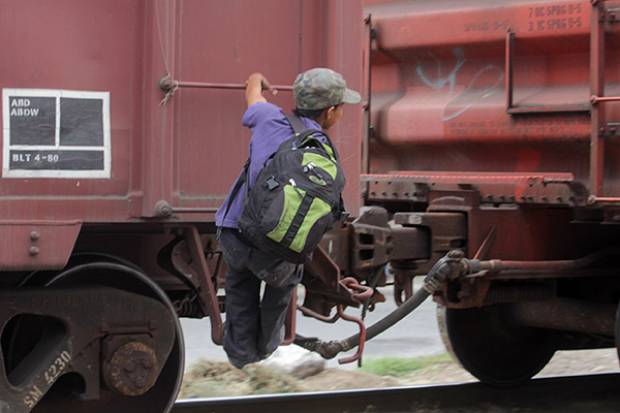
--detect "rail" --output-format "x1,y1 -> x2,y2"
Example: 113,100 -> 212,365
172,373 -> 620,413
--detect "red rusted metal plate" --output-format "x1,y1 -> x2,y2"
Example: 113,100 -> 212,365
363,171 -> 585,205
363,171 -> 575,184
0,221 -> 81,270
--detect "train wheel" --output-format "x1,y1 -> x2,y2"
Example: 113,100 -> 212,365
616,301 -> 620,362
437,304 -> 555,387
18,262 -> 185,413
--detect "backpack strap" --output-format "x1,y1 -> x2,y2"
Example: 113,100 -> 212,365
285,114 -> 345,219
221,158 -> 250,222
285,114 -> 340,161
223,113 -> 314,222
285,114 -> 307,135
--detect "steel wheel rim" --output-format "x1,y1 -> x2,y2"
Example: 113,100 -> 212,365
28,262 -> 184,413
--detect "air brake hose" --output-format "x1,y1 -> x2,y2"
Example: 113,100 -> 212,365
295,250 -> 466,359
342,287 -> 431,352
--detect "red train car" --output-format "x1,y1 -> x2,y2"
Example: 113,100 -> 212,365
0,1 -> 363,411
363,0 -> 620,385
2,0 -> 620,411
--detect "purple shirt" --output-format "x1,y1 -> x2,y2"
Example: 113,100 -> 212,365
215,102 -> 325,229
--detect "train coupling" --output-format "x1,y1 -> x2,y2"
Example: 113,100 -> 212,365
296,250 -> 471,362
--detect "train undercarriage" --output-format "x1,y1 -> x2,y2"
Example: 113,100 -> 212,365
2,182 -> 620,411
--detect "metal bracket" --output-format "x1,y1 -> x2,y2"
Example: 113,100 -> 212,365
599,122 -> 620,138
170,227 -> 224,344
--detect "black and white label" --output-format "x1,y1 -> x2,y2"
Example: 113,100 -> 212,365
2,89 -> 110,178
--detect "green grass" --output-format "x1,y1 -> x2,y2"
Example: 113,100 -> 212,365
360,353 -> 452,377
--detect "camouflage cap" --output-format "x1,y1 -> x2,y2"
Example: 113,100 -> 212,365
293,67 -> 361,110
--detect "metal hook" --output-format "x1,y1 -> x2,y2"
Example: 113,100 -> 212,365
336,305 -> 367,364
339,277 -> 373,303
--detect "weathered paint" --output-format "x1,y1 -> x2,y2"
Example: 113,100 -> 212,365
0,0 -> 364,269
365,0 -> 620,197
0,0 -> 364,221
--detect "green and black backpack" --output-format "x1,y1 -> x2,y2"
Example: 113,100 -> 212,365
233,115 -> 345,263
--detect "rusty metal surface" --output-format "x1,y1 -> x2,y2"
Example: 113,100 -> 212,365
426,245 -> 620,309
364,0 -> 620,198
182,226 -> 223,344
305,245 -> 341,290
364,171 -> 587,206
0,221 -> 81,270
102,339 -> 160,396
393,212 -> 467,274
282,293 -> 297,346
0,287 -> 176,412
350,207 -> 392,274
334,304 -> 367,364
511,299 -> 617,336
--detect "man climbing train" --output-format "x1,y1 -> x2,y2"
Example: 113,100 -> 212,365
215,68 -> 361,368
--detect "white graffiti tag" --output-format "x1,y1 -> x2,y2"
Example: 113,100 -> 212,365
415,48 -> 503,121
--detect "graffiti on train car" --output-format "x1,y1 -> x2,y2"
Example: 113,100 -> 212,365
415,48 -> 503,121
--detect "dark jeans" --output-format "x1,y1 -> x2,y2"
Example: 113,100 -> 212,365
219,228 -> 302,368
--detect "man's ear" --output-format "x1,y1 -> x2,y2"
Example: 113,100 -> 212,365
319,107 -> 331,122
326,106 -> 336,119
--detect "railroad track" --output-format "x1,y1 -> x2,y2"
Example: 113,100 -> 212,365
172,373 -> 620,413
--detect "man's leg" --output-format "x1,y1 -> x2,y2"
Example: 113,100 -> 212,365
257,264 -> 303,357
220,229 -> 261,368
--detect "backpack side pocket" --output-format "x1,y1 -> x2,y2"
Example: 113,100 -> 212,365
289,196 -> 332,253
264,184 -> 307,243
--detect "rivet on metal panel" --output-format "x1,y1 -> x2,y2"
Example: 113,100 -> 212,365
154,200 -> 174,218
29,246 -> 39,256
30,231 -> 40,241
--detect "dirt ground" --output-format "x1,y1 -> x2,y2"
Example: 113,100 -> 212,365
179,348 -> 620,398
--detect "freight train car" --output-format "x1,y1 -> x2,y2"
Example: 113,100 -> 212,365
2,0 -> 620,412
359,0 -> 620,385
0,1 -> 363,411
289,0 -> 620,389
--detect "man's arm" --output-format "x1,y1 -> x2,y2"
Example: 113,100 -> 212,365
245,72 -> 275,107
